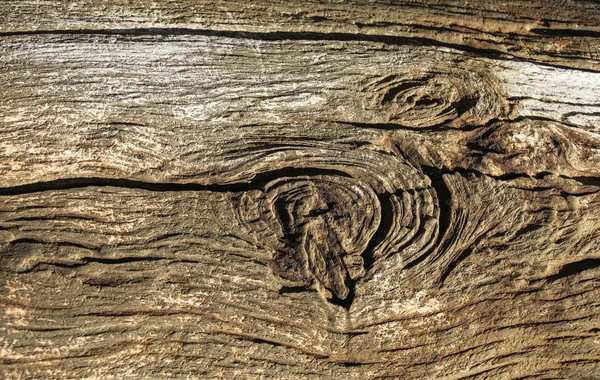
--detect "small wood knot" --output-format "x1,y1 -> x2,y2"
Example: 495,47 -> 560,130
361,70 -> 505,129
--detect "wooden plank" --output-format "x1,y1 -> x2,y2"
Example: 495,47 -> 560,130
1,1 -> 599,378
1,34 -> 599,187
1,0 -> 599,69
1,182 -> 598,378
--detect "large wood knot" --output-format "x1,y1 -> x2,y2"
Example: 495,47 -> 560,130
234,153 -> 443,304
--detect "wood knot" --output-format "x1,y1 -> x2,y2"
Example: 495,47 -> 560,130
264,175 -> 380,300
361,70 -> 505,128
233,157 -> 444,306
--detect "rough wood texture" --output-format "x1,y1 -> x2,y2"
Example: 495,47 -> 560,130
1,1 -> 599,379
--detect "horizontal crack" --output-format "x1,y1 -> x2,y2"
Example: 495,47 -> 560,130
547,259 -> 600,282
530,28 -> 600,38
0,27 -> 492,47
417,164 -> 600,189
0,168 -> 351,196
421,165 -> 539,182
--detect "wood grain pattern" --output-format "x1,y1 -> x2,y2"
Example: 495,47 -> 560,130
1,1 -> 599,379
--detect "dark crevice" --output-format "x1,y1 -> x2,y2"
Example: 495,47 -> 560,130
560,190 -> 600,197
335,116 -> 505,134
510,114 -> 598,131
327,190 -> 398,309
5,237 -> 94,251
0,27 -> 489,54
0,167 -> 351,196
90,121 -> 148,127
513,223 -> 544,237
249,338 -> 283,346
530,28 -> 600,38
560,175 -> 600,187
38,262 -> 87,270
307,204 -> 332,217
547,259 -> 600,282
327,283 -> 355,310
415,164 -> 557,184
563,111 -> 600,118
466,141 -> 504,155
453,96 -> 479,117
439,247 -> 473,285
336,361 -> 367,367
508,95 -> 600,107
274,198 -> 293,235
277,285 -> 318,295
361,192 -> 396,274
80,256 -> 167,265
333,120 -> 457,132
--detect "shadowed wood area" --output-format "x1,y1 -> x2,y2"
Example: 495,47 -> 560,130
1,1 -> 599,379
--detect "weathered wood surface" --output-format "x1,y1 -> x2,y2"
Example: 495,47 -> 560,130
1,1 -> 599,379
